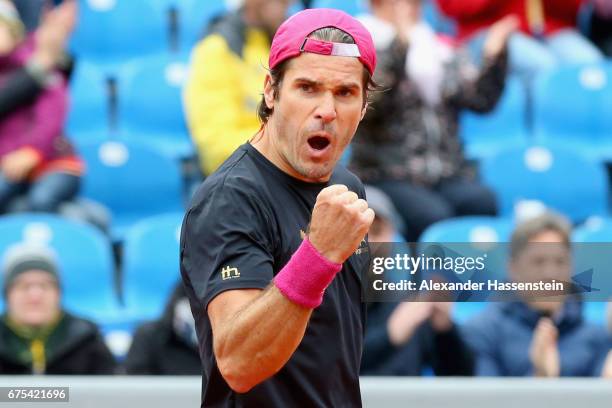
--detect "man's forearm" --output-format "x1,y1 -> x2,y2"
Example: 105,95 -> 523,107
214,285 -> 313,393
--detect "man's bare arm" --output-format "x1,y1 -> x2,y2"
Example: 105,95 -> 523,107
208,184 -> 374,393
208,286 -> 312,393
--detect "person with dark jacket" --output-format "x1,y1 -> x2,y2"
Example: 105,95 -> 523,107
0,0 -> 75,119
0,0 -> 82,214
463,212 -> 611,377
589,0 -> 612,57
124,283 -> 201,375
351,0 -> 515,241
362,301 -> 474,376
360,186 -> 473,376
0,243 -> 116,374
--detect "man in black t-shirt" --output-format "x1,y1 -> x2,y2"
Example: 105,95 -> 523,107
180,8 -> 379,408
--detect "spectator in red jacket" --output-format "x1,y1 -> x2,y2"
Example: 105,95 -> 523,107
436,0 -> 603,77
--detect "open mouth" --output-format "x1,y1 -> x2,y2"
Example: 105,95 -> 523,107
307,135 -> 331,151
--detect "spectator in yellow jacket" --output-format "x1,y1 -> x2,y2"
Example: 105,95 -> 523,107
184,0 -> 290,175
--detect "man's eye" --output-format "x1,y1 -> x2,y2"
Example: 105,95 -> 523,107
300,84 -> 313,92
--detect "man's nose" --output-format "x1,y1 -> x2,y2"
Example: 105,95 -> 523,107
314,92 -> 337,123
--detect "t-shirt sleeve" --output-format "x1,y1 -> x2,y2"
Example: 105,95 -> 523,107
180,181 -> 275,310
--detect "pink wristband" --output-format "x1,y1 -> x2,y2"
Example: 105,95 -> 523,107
273,238 -> 343,308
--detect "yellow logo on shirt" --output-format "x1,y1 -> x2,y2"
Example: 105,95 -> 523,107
221,266 -> 240,280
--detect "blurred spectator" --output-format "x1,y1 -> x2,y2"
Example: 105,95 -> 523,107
605,302 -> 612,378
589,0 -> 612,56
124,283 -> 201,375
361,186 -> 474,376
0,0 -> 75,119
435,0 -> 603,77
184,0 -> 290,176
464,212 -> 611,377
604,351 -> 612,378
0,0 -> 82,214
14,0 -> 66,33
0,243 -> 116,374
351,0 -> 515,242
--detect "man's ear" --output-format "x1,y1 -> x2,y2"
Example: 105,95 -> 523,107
360,102 -> 369,121
263,74 -> 275,110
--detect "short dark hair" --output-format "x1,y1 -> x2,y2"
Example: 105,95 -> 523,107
257,26 -> 379,124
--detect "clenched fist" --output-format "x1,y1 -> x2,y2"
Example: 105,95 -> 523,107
308,184 -> 375,264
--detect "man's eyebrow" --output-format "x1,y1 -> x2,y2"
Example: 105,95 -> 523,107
293,77 -> 321,86
293,78 -> 361,90
336,82 -> 361,90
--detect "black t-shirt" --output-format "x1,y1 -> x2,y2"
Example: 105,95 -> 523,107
180,143 -> 370,407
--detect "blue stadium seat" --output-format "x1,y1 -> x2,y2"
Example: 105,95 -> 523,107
582,302 -> 608,326
66,61 -> 116,146
574,217 -> 612,242
419,216 -> 513,282
422,0 -> 456,35
572,218 -> 611,324
122,213 -> 184,320
311,0 -> 455,33
452,303 -> 487,325
0,214 -> 120,321
79,141 -> 185,240
481,145 -> 609,223
310,0 -> 368,15
70,0 -> 169,61
119,54 -> 194,159
287,1 -> 306,16
171,0 -> 227,51
460,77 -> 528,160
533,62 -> 612,160
420,216 -> 514,243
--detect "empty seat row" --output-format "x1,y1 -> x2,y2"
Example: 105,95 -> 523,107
67,54 -> 193,160
463,62 -> 612,161
78,140 -> 185,240
70,0 -> 226,62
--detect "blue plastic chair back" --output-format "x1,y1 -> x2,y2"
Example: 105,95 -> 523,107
533,63 -> 612,157
481,145 -> 609,223
422,0 -> 456,35
122,213 -> 184,319
310,0 -> 368,15
574,217 -> 612,243
571,219 -> 612,314
119,55 -> 194,158
419,216 -> 513,283
79,141 -> 185,239
420,216 -> 514,243
70,0 -> 169,61
66,61 -> 115,144
173,0 -> 227,51
460,77 -> 527,160
0,214 -> 117,318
